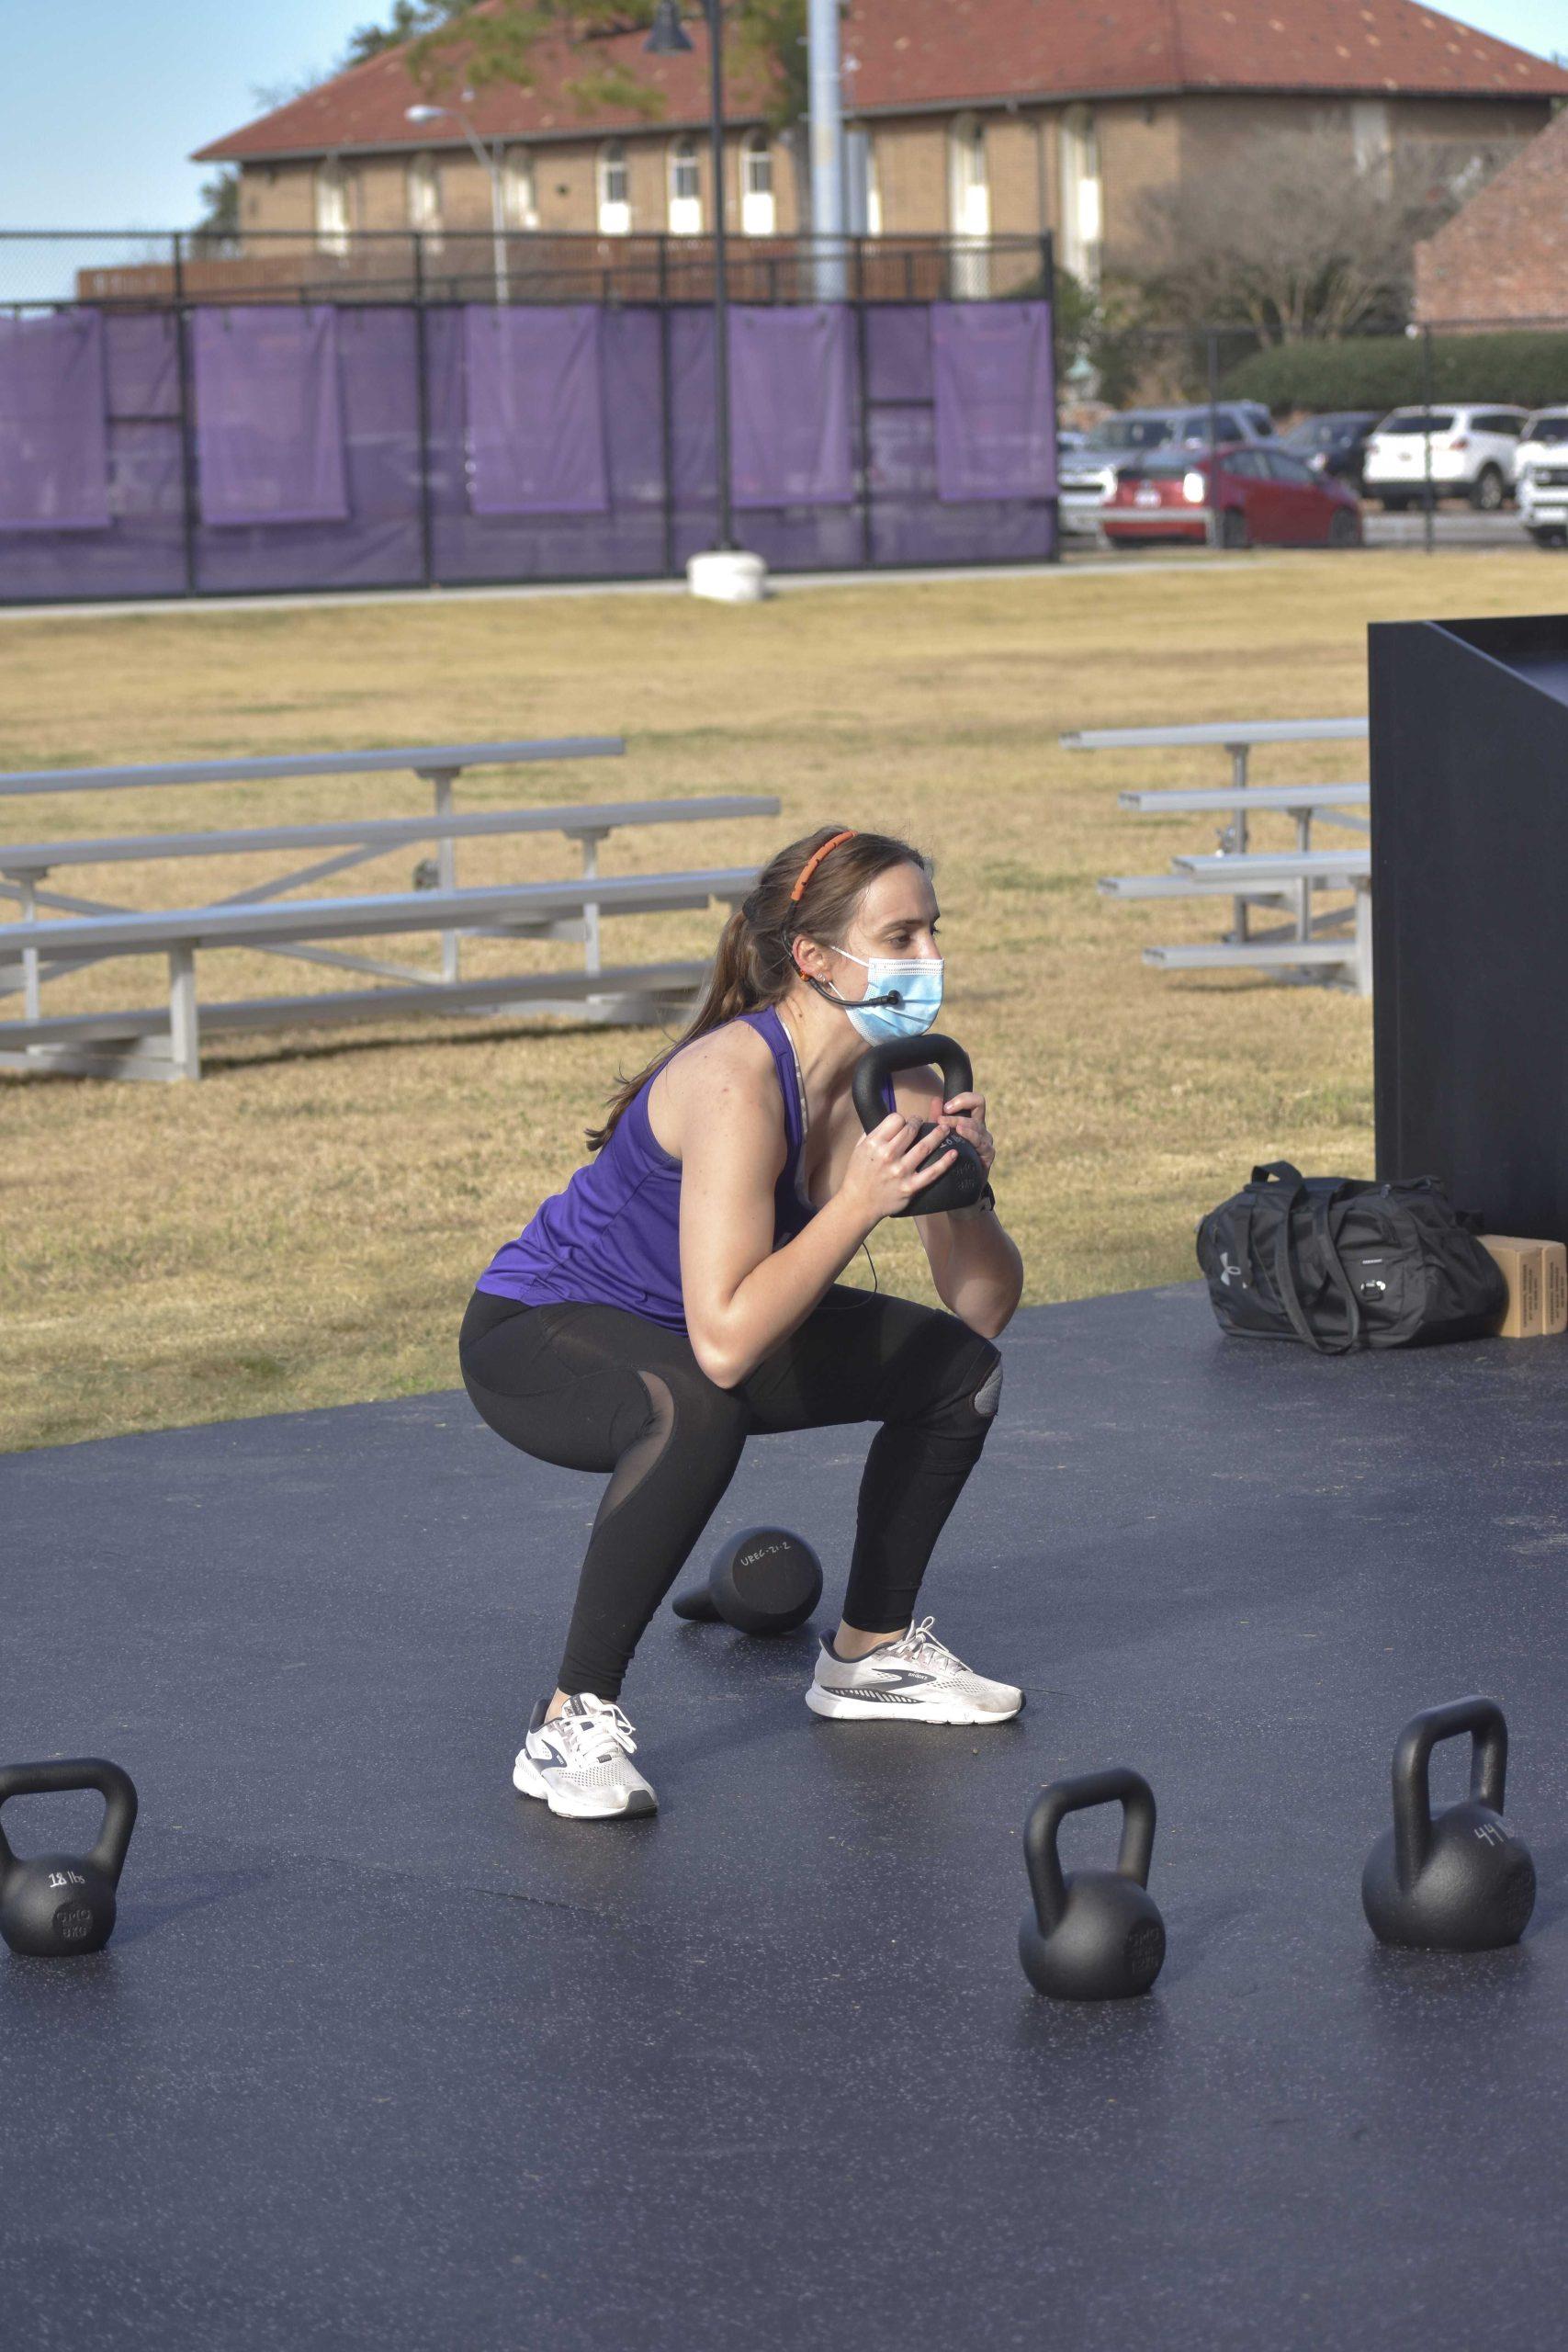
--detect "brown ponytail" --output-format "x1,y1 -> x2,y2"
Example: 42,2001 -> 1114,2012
583,821 -> 931,1150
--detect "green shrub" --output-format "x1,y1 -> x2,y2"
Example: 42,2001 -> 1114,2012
1223,331 -> 1568,415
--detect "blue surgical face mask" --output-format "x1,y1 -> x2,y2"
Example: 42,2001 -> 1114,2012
829,946 -> 944,1045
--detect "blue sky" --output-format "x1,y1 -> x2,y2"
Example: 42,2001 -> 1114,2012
0,0 -> 1562,232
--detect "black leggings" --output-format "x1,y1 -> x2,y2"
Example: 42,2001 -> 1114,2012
458,1284 -> 1003,1702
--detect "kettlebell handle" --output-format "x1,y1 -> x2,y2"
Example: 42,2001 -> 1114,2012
851,1035 -> 974,1138
0,1758 -> 139,1888
1022,1768 -> 1157,1936
1391,1698 -> 1507,1891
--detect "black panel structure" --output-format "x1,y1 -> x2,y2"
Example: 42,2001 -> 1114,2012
1371,611 -> 1568,1238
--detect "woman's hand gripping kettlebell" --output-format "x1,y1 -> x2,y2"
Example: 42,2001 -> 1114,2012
839,1112 -> 960,1228
937,1084 -> 995,1189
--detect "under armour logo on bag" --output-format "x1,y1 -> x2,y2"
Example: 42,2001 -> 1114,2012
1219,1252 -> 1247,1288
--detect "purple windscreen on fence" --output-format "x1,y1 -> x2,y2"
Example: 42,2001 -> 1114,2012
931,302 -> 1055,503
0,295 -> 1055,602
463,304 -> 609,515
191,306 -> 350,527
192,308 -> 423,595
0,311 -> 110,533
730,306 -> 855,508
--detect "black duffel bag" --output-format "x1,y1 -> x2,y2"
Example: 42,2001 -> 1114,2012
1196,1160 -> 1506,1354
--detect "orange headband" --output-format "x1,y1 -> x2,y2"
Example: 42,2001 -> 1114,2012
789,830 -> 856,904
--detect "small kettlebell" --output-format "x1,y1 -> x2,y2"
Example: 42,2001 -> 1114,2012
851,1036 -> 988,1218
1019,1768 -> 1166,2002
1361,1697 -> 1535,1952
672,1526 -> 824,1635
0,1758 -> 139,1959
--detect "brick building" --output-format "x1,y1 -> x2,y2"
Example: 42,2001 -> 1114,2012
193,0 -> 1566,289
1415,103 -> 1568,322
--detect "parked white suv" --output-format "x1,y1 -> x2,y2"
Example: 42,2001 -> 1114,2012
1513,408 -> 1568,547
1361,404 -> 1527,512
1058,402 -> 1275,536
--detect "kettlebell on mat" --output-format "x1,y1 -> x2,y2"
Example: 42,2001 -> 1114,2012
1361,1697 -> 1535,1952
672,1527 -> 824,1635
851,1036 -> 987,1218
1019,1769 -> 1167,2002
0,1758 -> 139,1959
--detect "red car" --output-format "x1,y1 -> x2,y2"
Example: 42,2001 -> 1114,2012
1100,445 -> 1363,548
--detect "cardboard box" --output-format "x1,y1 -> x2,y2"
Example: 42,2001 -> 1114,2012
1541,1239 -> 1568,1335
1478,1235 -> 1547,1338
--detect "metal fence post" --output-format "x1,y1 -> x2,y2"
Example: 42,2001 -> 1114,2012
1421,322 -> 1436,557
412,232 -> 435,589
1206,327 -> 1221,551
1042,230 -> 1061,561
852,236 -> 873,569
658,233 -> 676,578
172,267 -> 199,599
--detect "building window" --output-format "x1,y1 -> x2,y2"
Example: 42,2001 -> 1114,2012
502,147 -> 538,232
597,141 -> 631,236
847,128 -> 881,237
314,160 -> 352,258
1350,98 -> 1392,190
669,137 -> 703,236
1058,107 -> 1101,287
949,114 -> 990,297
740,131 -> 774,237
407,152 -> 444,251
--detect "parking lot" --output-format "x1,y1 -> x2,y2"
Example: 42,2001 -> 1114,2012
1063,503 -> 1548,560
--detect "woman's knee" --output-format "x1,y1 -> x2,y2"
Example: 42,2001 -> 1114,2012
905,1323 -> 1004,1434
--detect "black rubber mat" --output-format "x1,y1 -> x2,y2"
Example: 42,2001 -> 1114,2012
5,1281 -> 1566,2349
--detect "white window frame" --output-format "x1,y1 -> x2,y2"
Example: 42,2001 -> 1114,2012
740,131 -> 774,238
846,126 -> 883,237
407,152 -> 444,253
597,141 -> 631,236
669,137 -> 703,237
949,114 -> 990,298
1058,106 -> 1101,288
314,160 -> 352,259
502,146 -> 539,232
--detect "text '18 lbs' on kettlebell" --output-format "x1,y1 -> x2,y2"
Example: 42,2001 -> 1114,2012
851,1035 -> 987,1218
1361,1697 -> 1535,1952
0,1758 -> 139,1959
672,1527 -> 824,1634
1019,1768 -> 1167,2002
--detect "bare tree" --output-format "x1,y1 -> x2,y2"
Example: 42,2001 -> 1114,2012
1132,127 -> 1516,340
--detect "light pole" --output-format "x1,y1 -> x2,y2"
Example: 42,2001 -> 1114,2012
405,98 -> 510,302
646,0 -> 730,550
646,0 -> 763,597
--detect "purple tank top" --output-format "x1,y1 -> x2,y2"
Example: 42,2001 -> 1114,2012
474,1004 -> 897,1332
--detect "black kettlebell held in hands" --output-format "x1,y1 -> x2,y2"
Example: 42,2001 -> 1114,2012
1361,1697 -> 1535,1951
672,1527 -> 824,1634
1020,1768 -> 1167,2001
0,1758 -> 139,1959
851,1036 -> 987,1218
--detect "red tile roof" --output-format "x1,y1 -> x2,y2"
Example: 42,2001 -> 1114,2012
195,0 -> 1568,163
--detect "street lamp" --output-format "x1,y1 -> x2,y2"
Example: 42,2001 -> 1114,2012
405,98 -> 510,302
647,0 -> 764,599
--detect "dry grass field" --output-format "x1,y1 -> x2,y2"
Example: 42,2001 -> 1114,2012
1,548 -> 1553,1453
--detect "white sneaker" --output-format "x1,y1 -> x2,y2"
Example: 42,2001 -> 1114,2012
805,1614 -> 1024,1725
513,1693 -> 658,1820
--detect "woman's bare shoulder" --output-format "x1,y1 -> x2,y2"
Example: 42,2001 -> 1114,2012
648,1017 -> 783,1157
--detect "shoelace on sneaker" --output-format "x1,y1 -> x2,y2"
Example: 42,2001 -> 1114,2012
553,1694 -> 638,1769
880,1615 -> 962,1675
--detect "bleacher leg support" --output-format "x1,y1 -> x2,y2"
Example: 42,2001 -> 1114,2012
1227,742 -> 1250,946
421,767 -> 461,984
167,944 -> 201,1080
